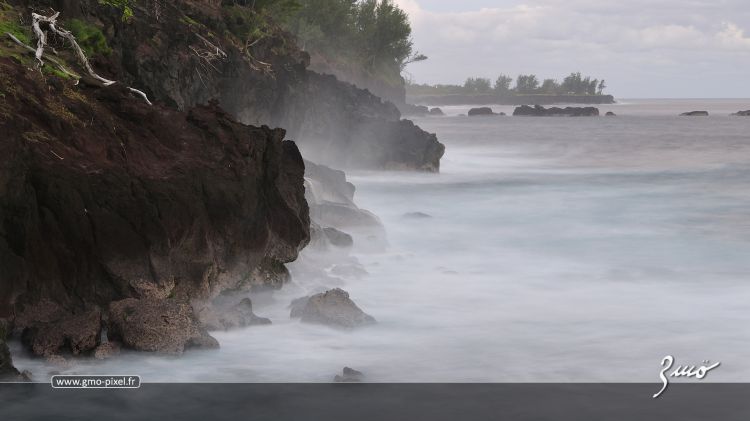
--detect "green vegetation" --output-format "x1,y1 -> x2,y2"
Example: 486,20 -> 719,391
0,3 -> 31,44
408,72 -> 608,97
284,0 -> 423,85
98,0 -> 134,22
67,19 -> 112,57
219,1 -> 421,91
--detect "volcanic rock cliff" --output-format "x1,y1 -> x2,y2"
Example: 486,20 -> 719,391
0,56 -> 309,354
14,0 -> 444,171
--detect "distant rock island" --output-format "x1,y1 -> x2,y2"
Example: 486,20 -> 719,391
407,72 -> 615,106
407,94 -> 616,106
680,111 -> 709,116
513,105 -> 600,117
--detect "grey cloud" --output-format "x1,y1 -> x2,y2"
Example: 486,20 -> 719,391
397,0 -> 750,97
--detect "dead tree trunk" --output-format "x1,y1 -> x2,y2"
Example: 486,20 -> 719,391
19,11 -> 152,105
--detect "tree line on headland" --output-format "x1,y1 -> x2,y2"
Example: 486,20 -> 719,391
226,0 -> 424,91
408,73 -> 608,97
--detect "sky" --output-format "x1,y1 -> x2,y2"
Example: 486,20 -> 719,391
395,0 -> 750,98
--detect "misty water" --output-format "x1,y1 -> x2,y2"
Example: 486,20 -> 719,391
12,99 -> 750,382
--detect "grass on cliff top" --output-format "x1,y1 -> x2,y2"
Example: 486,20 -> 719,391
66,19 -> 112,57
0,3 -> 31,45
98,0 -> 134,22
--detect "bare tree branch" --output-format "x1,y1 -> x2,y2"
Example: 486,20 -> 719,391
25,11 -> 153,105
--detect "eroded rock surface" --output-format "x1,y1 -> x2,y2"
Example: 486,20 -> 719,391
290,289 -> 375,328
0,57 -> 309,346
197,298 -> 271,331
108,298 -> 218,354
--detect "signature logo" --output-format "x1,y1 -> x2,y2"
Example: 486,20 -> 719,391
653,355 -> 721,399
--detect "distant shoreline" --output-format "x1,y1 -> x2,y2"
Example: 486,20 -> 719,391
406,94 -> 616,106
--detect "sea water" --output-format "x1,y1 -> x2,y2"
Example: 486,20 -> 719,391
11,99 -> 750,382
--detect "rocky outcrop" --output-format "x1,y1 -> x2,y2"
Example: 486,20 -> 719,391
280,74 -> 444,172
108,298 -> 219,354
468,107 -> 504,116
513,105 -> 599,117
304,161 -> 386,251
0,56 -> 309,349
290,288 -> 375,328
399,103 -> 430,117
732,110 -> 750,116
429,108 -> 445,116
605,111 -> 617,116
407,93 -> 616,106
93,342 -> 121,360
308,51 -> 407,106
196,297 -> 271,331
20,308 -> 102,357
680,111 -> 709,116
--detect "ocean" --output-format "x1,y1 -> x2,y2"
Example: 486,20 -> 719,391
11,99 -> 750,382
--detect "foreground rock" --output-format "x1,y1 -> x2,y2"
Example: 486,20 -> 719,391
196,298 -> 271,331
680,111 -> 709,116
20,308 -> 102,357
93,342 -> 121,360
0,57 -> 309,337
732,110 -> 750,116
108,298 -> 219,354
290,289 -> 376,328
334,367 -> 365,383
513,105 -> 600,117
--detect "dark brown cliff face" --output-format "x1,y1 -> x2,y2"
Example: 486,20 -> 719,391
14,0 -> 444,172
0,58 -> 310,336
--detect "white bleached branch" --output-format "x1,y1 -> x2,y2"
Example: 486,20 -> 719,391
25,11 -> 152,106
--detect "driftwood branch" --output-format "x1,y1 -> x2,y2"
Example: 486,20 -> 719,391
5,32 -> 80,79
26,11 -> 152,105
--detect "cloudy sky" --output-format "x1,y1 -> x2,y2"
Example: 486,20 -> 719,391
395,0 -> 750,98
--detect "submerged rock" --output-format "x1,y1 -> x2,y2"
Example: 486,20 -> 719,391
680,111 -> 709,116
196,298 -> 271,331
403,212 -> 433,219
322,228 -> 354,249
108,298 -> 219,354
334,367 -> 365,382
290,289 -> 376,328
732,110 -> 750,116
305,161 -> 387,251
429,107 -> 445,116
468,107 -> 497,116
399,103 -> 430,117
513,105 -> 599,117
605,111 -> 617,116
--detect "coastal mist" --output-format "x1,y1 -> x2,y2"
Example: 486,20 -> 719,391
12,99 -> 750,382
